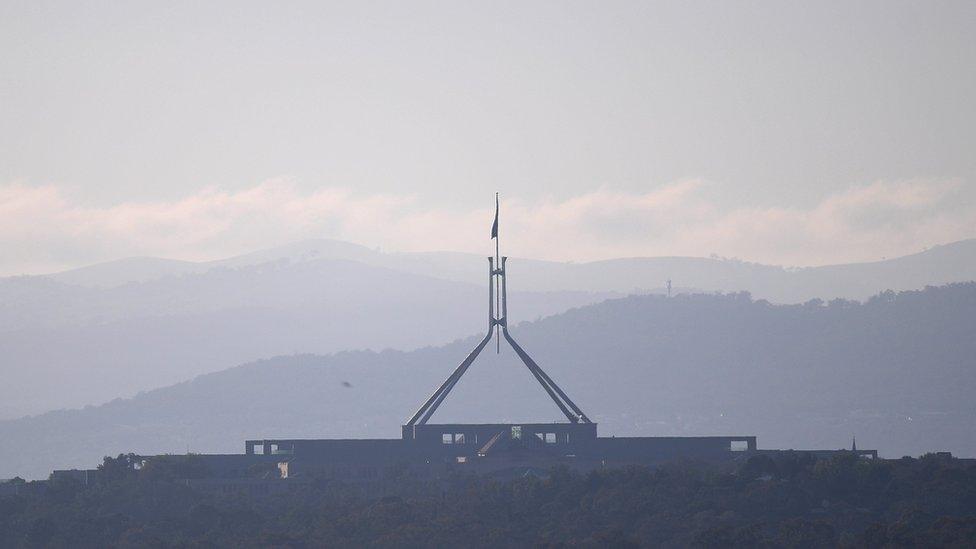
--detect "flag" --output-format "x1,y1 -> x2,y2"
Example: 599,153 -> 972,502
490,193 -> 499,239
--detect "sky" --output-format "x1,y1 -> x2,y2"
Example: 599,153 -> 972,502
1,0 -> 974,275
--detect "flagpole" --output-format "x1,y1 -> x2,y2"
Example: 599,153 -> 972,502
495,192 -> 500,354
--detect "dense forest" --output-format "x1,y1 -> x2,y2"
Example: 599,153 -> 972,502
2,453 -> 976,547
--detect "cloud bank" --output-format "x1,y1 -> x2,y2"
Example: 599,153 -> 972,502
1,178 -> 974,276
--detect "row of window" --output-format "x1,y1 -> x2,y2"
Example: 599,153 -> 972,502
442,433 -> 472,444
440,430 -> 567,444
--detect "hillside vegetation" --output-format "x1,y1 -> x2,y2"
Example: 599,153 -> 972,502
2,283 -> 974,480
2,453 -> 975,547
4,237 -> 975,419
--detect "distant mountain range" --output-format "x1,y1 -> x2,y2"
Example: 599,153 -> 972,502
0,259 -> 613,419
1,237 -> 974,419
2,282 -> 973,480
45,237 -> 976,300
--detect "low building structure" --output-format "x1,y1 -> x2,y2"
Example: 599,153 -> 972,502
146,207 -> 876,484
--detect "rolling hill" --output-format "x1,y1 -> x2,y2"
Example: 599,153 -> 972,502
2,282 -> 973,480
47,237 -> 976,300
0,259 -> 613,418
2,237 -> 974,419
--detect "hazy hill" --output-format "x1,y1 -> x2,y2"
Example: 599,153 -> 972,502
3,237 -> 974,419
47,239 -> 382,288
0,260 -> 613,418
401,239 -> 976,301
2,283 -> 973,480
47,238 -> 976,301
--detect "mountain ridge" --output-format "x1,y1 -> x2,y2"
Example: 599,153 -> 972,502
3,282 -> 974,480
3,237 -> 974,420
34,237 -> 976,301
0,258 -> 616,418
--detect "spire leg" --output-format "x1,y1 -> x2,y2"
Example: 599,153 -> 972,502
404,196 -> 591,426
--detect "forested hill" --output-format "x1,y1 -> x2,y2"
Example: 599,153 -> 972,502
5,237 -> 975,420
2,283 -> 975,479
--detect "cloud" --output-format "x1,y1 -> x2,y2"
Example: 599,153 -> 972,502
0,178 -> 974,275
692,179 -> 976,265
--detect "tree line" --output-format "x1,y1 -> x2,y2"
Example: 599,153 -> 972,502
2,452 -> 975,547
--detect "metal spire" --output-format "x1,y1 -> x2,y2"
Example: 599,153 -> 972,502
494,193 -> 500,353
405,194 -> 592,426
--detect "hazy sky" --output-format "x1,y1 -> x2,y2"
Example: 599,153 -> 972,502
2,0 -> 975,275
